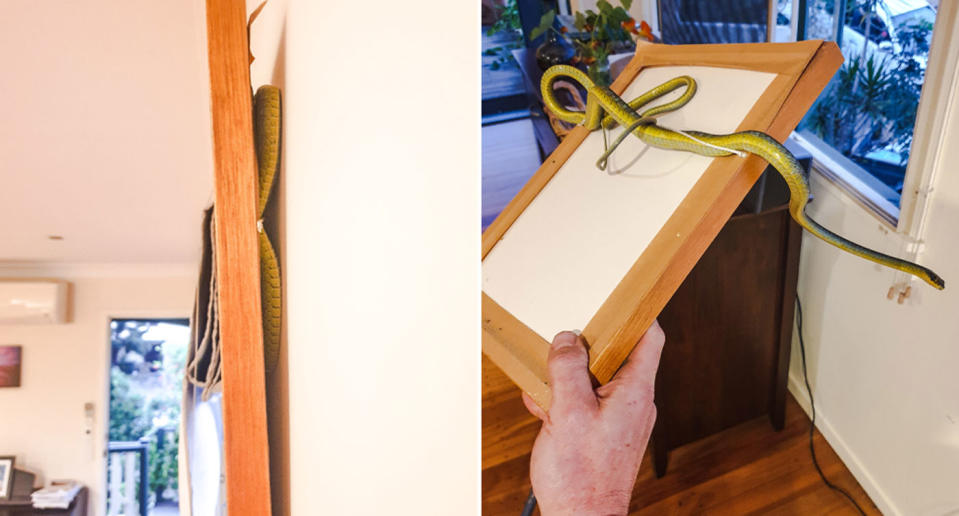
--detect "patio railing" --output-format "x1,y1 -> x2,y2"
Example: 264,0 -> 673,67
107,438 -> 149,516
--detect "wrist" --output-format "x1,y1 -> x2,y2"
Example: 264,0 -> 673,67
538,489 -> 630,516
580,496 -> 629,516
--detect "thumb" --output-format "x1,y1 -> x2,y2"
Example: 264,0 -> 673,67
546,331 -> 597,415
600,320 -> 664,407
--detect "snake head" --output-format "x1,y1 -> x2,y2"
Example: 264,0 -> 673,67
925,270 -> 946,290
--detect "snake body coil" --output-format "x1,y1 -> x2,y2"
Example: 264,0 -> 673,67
254,85 -> 283,373
542,65 -> 944,290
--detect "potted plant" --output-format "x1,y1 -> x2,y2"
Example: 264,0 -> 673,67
529,0 -> 655,85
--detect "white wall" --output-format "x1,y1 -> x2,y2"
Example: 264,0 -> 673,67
266,0 -> 480,514
0,265 -> 195,516
788,75 -> 959,516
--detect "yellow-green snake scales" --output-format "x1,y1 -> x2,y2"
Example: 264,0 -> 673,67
254,85 -> 282,373
542,65 -> 944,290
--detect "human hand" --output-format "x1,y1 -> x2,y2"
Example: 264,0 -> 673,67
522,321 -> 665,516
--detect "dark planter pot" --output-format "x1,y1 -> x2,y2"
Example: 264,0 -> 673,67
535,31 -> 576,71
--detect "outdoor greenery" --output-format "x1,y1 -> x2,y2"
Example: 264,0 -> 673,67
109,369 -> 150,442
481,0 -> 933,197
802,0 -> 935,192
109,320 -> 187,508
149,429 -> 179,504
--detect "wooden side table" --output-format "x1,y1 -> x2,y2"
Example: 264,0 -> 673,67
0,487 -> 87,516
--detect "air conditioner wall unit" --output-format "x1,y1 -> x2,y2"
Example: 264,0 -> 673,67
0,280 -> 70,324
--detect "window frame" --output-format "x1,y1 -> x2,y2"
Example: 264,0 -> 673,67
789,1 -> 959,236
792,129 -> 901,225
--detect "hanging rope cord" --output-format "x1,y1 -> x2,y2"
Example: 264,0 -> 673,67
185,211 -> 222,399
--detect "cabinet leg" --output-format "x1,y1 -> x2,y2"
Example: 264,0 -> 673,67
652,417 -> 668,478
769,405 -> 786,432
654,444 -> 668,478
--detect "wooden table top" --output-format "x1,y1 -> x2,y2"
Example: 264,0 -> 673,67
0,487 -> 87,516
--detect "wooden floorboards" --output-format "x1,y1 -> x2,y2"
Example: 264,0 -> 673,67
482,356 -> 880,515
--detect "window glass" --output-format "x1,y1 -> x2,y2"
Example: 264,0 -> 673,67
798,0 -> 938,208
773,0 -> 797,42
659,0 -> 769,44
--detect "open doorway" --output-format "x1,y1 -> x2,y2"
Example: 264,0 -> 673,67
107,319 -> 189,516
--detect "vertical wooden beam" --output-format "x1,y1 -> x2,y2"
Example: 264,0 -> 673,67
204,0 -> 272,513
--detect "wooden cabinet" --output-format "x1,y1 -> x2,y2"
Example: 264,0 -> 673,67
651,166 -> 805,476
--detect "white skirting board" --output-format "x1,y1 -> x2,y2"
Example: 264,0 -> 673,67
787,373 -> 899,515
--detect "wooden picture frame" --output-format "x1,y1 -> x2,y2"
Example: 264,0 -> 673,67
204,0 -> 272,513
0,456 -> 14,500
0,346 -> 22,388
482,40 -> 842,410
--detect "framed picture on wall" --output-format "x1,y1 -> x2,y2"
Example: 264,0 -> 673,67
0,456 -> 15,500
0,346 -> 21,388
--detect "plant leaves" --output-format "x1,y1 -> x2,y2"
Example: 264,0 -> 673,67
574,12 -> 586,31
528,9 -> 556,42
613,7 -> 631,24
621,0 -> 633,10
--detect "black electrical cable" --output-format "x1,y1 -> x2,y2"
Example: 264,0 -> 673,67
520,488 -> 536,516
795,294 -> 868,516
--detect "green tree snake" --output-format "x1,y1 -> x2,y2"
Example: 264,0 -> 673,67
541,64 -> 945,290
254,85 -> 282,373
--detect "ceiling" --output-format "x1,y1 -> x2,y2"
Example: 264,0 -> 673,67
0,1 -> 214,265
